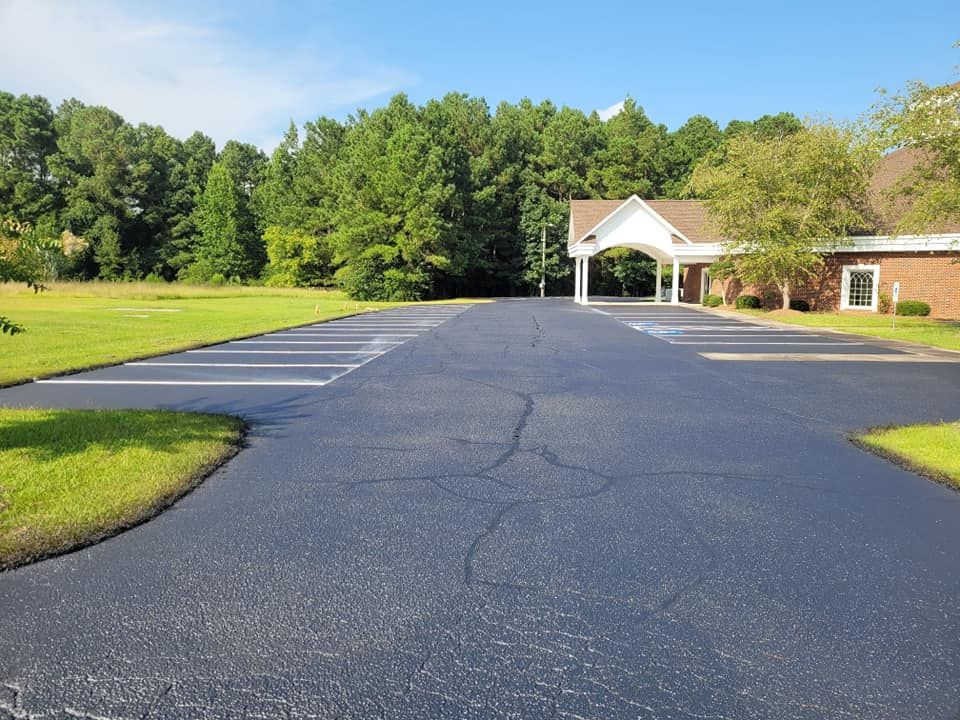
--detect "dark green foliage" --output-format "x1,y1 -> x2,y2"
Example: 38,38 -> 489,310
702,294 -> 723,307
0,316 -> 23,335
789,298 -> 810,311
736,294 -> 762,309
896,300 -> 931,316
0,86 -> 802,297
334,243 -> 427,301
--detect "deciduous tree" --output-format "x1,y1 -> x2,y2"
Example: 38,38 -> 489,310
689,124 -> 874,309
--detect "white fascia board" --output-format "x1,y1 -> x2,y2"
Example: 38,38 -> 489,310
574,195 -> 693,246
828,234 -> 960,253
671,244 -> 724,263
569,244 -> 596,258
713,234 -> 959,257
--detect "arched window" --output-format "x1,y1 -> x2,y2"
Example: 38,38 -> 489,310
840,265 -> 880,311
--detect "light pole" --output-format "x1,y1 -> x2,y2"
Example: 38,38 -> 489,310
540,222 -> 554,298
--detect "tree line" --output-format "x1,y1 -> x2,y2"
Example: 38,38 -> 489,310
0,90 -> 803,299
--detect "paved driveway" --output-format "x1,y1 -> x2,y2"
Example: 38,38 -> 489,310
1,299 -> 959,719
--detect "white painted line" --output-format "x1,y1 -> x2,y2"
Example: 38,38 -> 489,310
700,352 -> 958,363
653,333 -> 818,338
231,340 -> 404,345
36,380 -> 332,387
127,362 -> 362,368
110,308 -> 182,312
666,341 -> 863,346
635,326 -> 789,331
187,349 -> 386,355
271,333 -> 417,338
322,323 -> 440,327
320,324 -> 440,328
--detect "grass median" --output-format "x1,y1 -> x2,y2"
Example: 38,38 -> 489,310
0,282 -> 405,386
854,421 -> 960,490
735,309 -> 960,352
0,408 -> 243,570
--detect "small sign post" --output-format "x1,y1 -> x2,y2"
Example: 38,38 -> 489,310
892,281 -> 900,329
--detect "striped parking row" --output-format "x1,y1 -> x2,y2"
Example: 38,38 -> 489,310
37,305 -> 473,387
594,306 -> 926,361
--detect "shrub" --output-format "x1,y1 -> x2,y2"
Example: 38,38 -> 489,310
789,298 -> 810,312
878,293 -> 891,314
702,294 -> 723,307
735,294 -> 762,309
335,244 -> 429,301
209,272 -> 226,286
896,300 -> 931,316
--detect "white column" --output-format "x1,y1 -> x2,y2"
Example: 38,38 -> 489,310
655,260 -> 662,303
574,257 -> 582,304
670,257 -> 680,305
582,257 -> 590,306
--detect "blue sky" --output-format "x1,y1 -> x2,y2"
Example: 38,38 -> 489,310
1,0 -> 957,148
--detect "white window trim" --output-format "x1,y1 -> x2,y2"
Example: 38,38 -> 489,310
700,267 -> 711,303
840,264 -> 880,311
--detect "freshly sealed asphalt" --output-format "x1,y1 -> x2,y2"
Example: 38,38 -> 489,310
1,299 -> 959,719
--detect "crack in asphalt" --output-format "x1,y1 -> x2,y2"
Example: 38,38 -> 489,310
3,301 -> 959,719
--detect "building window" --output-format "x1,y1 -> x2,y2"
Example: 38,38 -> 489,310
840,265 -> 880,311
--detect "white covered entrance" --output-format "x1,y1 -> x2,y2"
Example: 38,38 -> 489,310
568,196 -> 722,306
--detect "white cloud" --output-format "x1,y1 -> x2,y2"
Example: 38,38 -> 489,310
597,100 -> 625,122
0,0 -> 413,149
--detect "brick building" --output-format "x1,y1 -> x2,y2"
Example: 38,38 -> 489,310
567,148 -> 960,318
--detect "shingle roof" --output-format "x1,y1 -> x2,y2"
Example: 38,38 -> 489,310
568,199 -> 624,247
867,146 -> 960,234
646,200 -> 724,243
567,198 -> 720,247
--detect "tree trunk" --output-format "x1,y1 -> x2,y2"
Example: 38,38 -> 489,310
780,283 -> 791,310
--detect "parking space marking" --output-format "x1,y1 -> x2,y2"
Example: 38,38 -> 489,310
37,379 -> 335,387
667,341 -> 864,346
35,305 -> 474,387
127,362 -> 362,368
701,352 -> 960,362
592,305 -> 934,360
187,349 -> 386,355
231,340 -> 404,345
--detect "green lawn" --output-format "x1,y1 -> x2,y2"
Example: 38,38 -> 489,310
0,408 -> 243,569
854,421 -> 960,490
736,309 -> 960,351
0,282 -> 406,385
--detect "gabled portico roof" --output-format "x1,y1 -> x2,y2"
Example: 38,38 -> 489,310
568,196 -> 722,249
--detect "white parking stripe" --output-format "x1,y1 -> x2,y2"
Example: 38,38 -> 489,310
231,340 -> 404,345
36,380 -> 333,387
187,349 -> 386,355
127,362 -> 362,368
666,341 -> 863,346
319,324 -> 441,328
265,333 -> 418,338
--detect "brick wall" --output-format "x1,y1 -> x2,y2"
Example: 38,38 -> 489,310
681,264 -> 705,304
706,252 -> 960,318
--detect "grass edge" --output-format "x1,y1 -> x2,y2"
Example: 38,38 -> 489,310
0,412 -> 247,572
848,425 -> 960,492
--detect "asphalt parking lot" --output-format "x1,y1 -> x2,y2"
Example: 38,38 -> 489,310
1,299 -> 959,719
